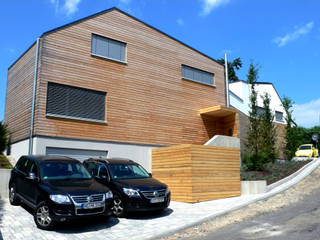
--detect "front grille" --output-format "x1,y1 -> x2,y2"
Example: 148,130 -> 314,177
141,189 -> 166,199
71,194 -> 105,204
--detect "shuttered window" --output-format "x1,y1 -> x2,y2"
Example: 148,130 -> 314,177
91,34 -> 126,62
181,65 -> 214,86
46,82 -> 106,122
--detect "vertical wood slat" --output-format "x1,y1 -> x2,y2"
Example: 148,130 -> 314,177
152,144 -> 241,203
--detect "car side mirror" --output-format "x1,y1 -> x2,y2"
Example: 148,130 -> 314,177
27,172 -> 38,181
149,173 -> 152,177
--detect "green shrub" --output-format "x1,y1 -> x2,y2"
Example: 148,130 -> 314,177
242,152 -> 269,171
0,155 -> 12,169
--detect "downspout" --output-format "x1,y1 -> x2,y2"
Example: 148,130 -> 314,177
28,38 -> 40,155
225,53 -> 230,107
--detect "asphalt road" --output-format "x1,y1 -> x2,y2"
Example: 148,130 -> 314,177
199,187 -> 320,240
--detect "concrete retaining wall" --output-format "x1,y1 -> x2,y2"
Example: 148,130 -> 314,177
0,169 -> 11,199
241,180 -> 266,195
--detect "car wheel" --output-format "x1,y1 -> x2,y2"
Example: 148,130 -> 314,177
34,201 -> 55,230
9,184 -> 20,206
112,194 -> 125,217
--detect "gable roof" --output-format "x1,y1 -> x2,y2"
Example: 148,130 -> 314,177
8,7 -> 224,70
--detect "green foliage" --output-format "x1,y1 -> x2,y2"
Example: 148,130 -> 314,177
241,152 -> 269,171
0,155 -> 12,169
246,62 -> 260,164
0,121 -> 8,153
241,160 -> 311,183
281,96 -> 320,160
217,57 -> 242,82
259,93 -> 277,162
282,97 -> 298,160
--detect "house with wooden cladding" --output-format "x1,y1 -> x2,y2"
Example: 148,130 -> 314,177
5,7 -> 241,202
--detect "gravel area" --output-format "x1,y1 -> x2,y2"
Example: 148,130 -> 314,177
163,166 -> 320,240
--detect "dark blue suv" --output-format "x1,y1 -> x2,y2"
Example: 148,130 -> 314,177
83,158 -> 170,217
9,155 -> 113,230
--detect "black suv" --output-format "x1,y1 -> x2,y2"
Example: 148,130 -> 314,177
83,158 -> 170,217
9,155 -> 113,230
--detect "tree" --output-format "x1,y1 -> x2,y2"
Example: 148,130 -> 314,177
0,121 -> 8,154
259,93 -> 277,162
282,97 -> 297,160
246,62 -> 260,157
217,57 -> 242,82
245,62 -> 265,170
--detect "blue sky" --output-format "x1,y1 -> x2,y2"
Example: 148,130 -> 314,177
1,0 -> 320,127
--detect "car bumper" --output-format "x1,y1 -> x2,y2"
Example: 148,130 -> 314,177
124,194 -> 171,212
49,199 -> 113,222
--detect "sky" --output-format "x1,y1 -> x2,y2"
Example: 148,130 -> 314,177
0,0 -> 320,128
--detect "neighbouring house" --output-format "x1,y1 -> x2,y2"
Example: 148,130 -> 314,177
4,7 -> 240,172
229,80 -> 286,158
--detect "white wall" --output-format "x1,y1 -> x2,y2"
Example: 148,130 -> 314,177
230,81 -> 250,115
229,81 -> 286,123
8,139 -> 29,165
33,136 -> 157,172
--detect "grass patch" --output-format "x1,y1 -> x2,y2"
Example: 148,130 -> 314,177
241,160 -> 312,185
0,154 -> 13,169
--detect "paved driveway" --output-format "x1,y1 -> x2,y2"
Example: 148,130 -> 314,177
1,159 -> 319,240
0,196 -> 258,240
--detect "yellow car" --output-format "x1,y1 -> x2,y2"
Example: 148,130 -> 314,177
295,144 -> 319,157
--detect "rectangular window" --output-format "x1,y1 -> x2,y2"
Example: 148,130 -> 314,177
91,34 -> 126,62
181,65 -> 214,86
275,111 -> 284,122
46,82 -> 106,122
257,107 -> 265,117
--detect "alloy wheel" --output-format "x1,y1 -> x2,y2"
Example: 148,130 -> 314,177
112,197 -> 124,216
36,206 -> 52,227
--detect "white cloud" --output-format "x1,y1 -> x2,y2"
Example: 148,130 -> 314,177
200,0 -> 230,16
49,0 -> 81,16
177,18 -> 184,26
293,98 -> 320,128
63,0 -> 81,16
273,22 -> 314,47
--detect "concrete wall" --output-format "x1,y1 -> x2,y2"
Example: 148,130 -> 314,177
0,169 -> 11,199
8,139 -> 29,165
205,135 -> 240,148
241,180 -> 266,195
33,136 -> 156,172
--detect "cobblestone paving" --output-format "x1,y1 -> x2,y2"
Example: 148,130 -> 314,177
0,159 -> 319,240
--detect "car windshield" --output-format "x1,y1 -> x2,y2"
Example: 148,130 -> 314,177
40,161 -> 92,180
109,164 -> 150,179
299,145 -> 311,150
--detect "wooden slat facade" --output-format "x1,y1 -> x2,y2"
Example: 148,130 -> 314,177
5,44 -> 36,143
152,144 -> 241,203
6,8 -> 227,146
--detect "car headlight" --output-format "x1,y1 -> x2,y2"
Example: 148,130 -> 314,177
123,188 -> 140,197
105,191 -> 113,199
165,187 -> 170,195
50,194 -> 71,204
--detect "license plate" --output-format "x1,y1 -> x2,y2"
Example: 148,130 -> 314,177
81,203 -> 101,209
150,197 -> 164,203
